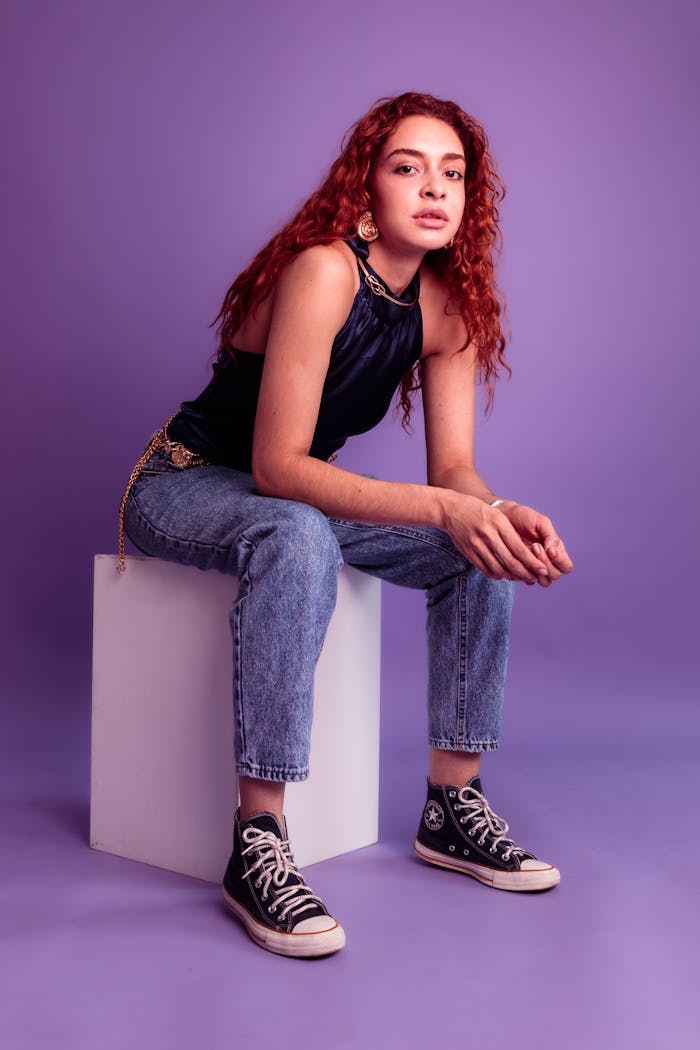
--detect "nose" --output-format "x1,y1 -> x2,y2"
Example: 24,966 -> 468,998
421,169 -> 446,199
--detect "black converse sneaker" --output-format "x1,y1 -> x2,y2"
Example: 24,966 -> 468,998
414,776 -> 560,892
222,808 -> 345,957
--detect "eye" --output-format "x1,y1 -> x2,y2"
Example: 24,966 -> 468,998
445,169 -> 465,180
394,163 -> 418,175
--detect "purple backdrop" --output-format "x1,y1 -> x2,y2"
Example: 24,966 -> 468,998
2,1 -> 698,1046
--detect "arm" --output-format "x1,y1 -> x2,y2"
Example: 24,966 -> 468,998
421,332 -> 506,504
251,246 -> 550,582
252,245 -> 457,531
420,269 -> 571,584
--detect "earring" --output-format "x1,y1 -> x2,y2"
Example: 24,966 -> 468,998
357,211 -> 379,242
445,235 -> 455,249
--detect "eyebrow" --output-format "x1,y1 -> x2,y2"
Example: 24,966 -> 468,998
385,147 -> 466,164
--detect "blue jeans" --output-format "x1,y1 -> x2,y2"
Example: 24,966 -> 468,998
123,449 -> 515,783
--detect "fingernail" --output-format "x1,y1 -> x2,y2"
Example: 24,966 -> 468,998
547,546 -> 558,557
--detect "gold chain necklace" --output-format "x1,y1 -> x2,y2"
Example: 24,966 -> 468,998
356,255 -> 418,308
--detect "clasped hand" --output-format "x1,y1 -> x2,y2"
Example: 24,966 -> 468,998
443,495 -> 574,587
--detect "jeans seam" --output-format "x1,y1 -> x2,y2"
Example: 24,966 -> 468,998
327,518 -> 467,569
237,761 -> 310,783
231,532 -> 258,776
429,738 -> 500,752
456,571 -> 468,745
129,489 -> 236,558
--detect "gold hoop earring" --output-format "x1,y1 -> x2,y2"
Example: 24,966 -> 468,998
357,211 -> 379,242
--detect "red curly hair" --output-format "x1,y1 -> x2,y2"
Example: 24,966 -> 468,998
212,91 -> 510,422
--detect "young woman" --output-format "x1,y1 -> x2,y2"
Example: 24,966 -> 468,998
119,92 -> 574,959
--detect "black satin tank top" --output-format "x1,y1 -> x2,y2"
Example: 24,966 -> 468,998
167,238 -> 423,472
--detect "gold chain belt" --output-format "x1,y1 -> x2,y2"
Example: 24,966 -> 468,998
117,416 -> 214,575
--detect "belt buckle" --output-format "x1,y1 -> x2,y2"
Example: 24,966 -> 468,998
171,443 -> 195,468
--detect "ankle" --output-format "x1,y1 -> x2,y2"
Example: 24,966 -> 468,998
238,804 -> 286,826
428,749 -> 481,788
238,774 -> 286,827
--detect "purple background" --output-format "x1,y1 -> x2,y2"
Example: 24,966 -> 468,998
2,1 -> 698,1046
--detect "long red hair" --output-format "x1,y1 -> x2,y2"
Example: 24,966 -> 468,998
212,92 -> 510,422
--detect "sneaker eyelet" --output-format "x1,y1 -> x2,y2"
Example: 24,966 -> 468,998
449,845 -> 455,851
460,816 -> 467,823
448,791 -> 456,798
463,849 -> 469,856
489,846 -> 497,854
468,829 -> 475,837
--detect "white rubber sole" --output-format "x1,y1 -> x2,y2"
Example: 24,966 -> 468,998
413,840 -> 561,892
222,887 -> 346,957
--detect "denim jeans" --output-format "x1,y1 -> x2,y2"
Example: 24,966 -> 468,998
123,449 -> 515,783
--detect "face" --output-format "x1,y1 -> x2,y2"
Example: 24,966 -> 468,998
368,115 -> 466,253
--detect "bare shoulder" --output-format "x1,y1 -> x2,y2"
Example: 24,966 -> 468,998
278,241 -> 359,303
266,240 -> 361,347
236,242 -> 359,353
419,264 -> 468,357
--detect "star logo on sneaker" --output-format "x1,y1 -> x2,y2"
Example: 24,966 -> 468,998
423,801 -> 444,831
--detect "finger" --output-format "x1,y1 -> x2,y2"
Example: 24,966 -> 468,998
481,531 -> 544,585
534,519 -> 560,558
533,543 -> 561,582
536,522 -> 574,571
497,521 -> 550,578
494,557 -> 534,584
550,538 -> 574,572
474,541 -> 532,583
530,546 -> 553,586
539,534 -> 573,572
474,542 -> 512,580
460,544 -> 499,579
489,537 -> 540,584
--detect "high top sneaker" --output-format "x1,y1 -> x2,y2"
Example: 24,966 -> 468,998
414,775 -> 560,892
222,808 -> 345,957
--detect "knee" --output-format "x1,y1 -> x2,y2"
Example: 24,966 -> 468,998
248,503 -> 342,581
280,504 -> 342,567
471,573 -> 515,615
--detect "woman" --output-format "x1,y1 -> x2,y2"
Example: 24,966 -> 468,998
119,92 -> 574,959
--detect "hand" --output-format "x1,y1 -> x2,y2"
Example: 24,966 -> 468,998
441,493 -> 553,584
498,503 -> 574,586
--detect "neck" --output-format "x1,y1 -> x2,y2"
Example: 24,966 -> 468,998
364,241 -> 424,296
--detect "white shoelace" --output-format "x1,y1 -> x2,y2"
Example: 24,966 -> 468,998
240,827 -> 325,922
453,785 -> 530,863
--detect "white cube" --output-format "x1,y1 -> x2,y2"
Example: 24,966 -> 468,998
90,554 -> 381,881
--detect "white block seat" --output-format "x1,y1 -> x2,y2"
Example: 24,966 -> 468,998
90,554 -> 381,881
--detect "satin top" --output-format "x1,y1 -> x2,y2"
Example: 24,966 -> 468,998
167,238 -> 423,472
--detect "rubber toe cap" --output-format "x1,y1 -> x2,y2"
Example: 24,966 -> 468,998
520,859 -> 556,871
292,914 -> 341,934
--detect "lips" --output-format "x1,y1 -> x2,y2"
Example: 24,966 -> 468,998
413,209 -> 450,230
414,209 -> 448,220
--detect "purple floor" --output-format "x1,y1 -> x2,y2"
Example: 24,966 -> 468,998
3,653 -> 698,1050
